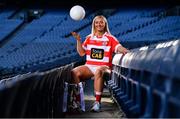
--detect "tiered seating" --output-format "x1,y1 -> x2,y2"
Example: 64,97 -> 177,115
108,8 -> 142,29
0,8 -> 23,43
0,64 -> 73,117
0,10 -> 93,75
0,9 -> 99,75
0,8 -> 17,19
139,7 -> 166,17
0,19 -> 23,43
0,13 -> 66,58
108,39 -> 180,118
1,7 -> 179,78
120,16 -> 180,43
107,7 -> 165,41
0,41 -> 80,75
56,17 -> 90,37
112,17 -> 159,36
106,7 -> 180,49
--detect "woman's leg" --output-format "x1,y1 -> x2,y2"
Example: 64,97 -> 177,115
91,66 -> 111,111
94,66 -> 111,102
94,66 -> 110,92
71,65 -> 94,84
71,65 -> 94,111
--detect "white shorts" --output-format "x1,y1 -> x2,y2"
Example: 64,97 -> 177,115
85,64 -> 111,75
85,64 -> 97,74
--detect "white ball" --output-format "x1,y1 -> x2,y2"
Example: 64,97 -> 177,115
70,5 -> 85,21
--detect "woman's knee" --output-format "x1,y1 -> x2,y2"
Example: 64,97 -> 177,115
71,68 -> 82,84
94,67 -> 104,78
95,66 -> 110,79
71,68 -> 82,79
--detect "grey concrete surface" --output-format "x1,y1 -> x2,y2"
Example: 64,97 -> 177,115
65,79 -> 127,118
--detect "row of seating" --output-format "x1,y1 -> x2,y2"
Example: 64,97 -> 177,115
0,42 -> 81,76
0,12 -> 67,58
0,8 -> 94,76
0,6 -> 179,77
116,16 -> 180,48
0,8 -> 17,19
0,19 -> 24,43
0,63 -> 74,117
108,39 -> 180,118
111,17 -> 160,37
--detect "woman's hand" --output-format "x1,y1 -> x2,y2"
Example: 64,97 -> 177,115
117,45 -> 130,55
71,32 -> 81,41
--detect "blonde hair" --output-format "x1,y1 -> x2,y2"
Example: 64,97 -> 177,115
91,15 -> 111,36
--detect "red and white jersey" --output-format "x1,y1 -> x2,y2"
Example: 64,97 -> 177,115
82,32 -> 121,68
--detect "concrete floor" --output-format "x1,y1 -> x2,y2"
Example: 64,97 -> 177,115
65,80 -> 127,118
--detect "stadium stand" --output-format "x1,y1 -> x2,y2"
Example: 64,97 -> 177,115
0,19 -> 24,44
109,39 -> 180,118
0,0 -> 179,118
0,63 -> 73,118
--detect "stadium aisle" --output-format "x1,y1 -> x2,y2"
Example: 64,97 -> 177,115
65,80 -> 126,118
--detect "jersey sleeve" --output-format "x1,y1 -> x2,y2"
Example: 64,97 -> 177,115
111,36 -> 121,53
82,36 -> 90,50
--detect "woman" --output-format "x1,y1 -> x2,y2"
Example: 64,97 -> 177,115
71,15 -> 129,112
